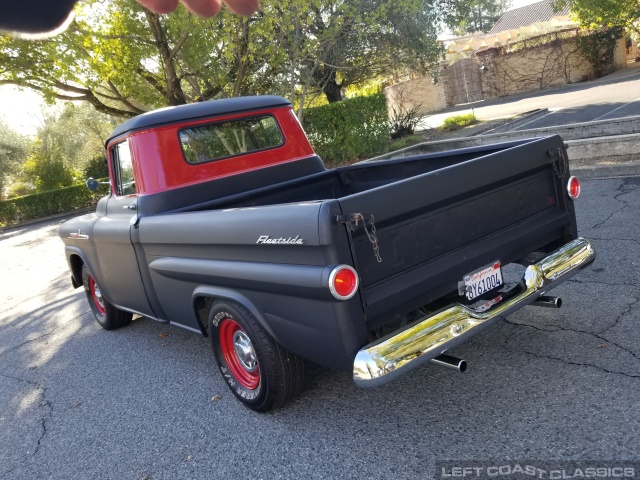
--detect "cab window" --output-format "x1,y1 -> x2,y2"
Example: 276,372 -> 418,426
111,140 -> 136,196
179,115 -> 284,164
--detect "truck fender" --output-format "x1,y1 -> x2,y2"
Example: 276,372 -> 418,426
191,286 -> 275,340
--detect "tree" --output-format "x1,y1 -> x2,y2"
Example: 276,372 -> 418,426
1,0 -> 450,115
17,103 -> 116,191
0,121 -> 29,199
553,0 -> 640,37
446,0 -> 511,35
0,0 -> 291,118
281,0 -> 445,106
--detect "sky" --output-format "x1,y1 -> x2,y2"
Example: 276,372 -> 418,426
0,0 -> 548,136
0,85 -> 48,136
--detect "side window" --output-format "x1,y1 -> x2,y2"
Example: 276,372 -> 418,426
179,115 -> 284,164
111,140 -> 136,196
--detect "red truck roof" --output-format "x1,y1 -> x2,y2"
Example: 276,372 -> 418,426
106,96 -> 317,195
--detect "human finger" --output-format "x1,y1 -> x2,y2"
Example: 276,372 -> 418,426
136,0 -> 180,14
222,0 -> 259,15
180,0 -> 222,16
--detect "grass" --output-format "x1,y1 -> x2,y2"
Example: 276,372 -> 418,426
439,114 -> 477,131
388,135 -> 424,152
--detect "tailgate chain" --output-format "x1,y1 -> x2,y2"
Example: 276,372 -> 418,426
337,213 -> 382,263
548,145 -> 568,179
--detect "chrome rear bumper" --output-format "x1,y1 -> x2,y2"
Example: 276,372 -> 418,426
353,237 -> 595,387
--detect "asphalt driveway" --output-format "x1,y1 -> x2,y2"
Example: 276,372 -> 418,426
1,176 -> 639,479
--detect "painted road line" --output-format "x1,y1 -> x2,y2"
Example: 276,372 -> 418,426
591,97 -> 640,121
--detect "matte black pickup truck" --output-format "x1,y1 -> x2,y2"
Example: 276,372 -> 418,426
59,96 -> 595,411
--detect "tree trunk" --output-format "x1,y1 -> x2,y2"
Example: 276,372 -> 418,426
323,76 -> 343,103
144,11 -> 187,106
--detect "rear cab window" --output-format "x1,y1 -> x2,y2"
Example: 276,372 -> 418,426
110,139 -> 136,196
179,115 -> 284,164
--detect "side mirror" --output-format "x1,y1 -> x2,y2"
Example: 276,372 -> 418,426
86,177 -> 99,191
86,177 -> 111,191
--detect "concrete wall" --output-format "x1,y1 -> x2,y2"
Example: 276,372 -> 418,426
383,74 -> 447,118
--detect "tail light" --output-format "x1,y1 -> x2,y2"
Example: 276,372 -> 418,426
329,265 -> 359,300
567,176 -> 581,200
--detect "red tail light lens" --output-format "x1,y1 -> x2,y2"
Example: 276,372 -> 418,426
329,265 -> 359,300
567,176 -> 581,200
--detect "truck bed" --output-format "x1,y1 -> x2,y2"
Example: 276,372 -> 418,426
169,136 -> 576,331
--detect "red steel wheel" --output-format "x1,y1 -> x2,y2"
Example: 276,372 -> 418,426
208,301 -> 305,412
89,276 -> 106,316
218,318 -> 260,390
81,264 -> 132,330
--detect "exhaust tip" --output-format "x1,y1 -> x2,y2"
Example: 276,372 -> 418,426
431,354 -> 467,373
459,360 -> 468,373
532,295 -> 562,309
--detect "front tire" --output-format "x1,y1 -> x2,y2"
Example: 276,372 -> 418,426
208,302 -> 305,412
82,265 -> 132,330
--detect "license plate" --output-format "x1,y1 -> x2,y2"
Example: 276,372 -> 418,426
463,261 -> 503,301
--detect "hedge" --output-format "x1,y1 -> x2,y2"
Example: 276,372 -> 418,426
302,93 -> 390,167
0,182 -> 110,227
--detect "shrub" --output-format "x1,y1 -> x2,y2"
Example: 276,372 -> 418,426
21,148 -> 75,192
84,155 -> 109,180
389,104 -> 422,139
388,135 -> 424,152
302,93 -> 390,167
0,182 -> 109,226
439,114 -> 477,131
6,181 -> 35,199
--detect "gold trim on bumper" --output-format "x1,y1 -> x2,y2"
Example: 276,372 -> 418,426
353,237 -> 595,387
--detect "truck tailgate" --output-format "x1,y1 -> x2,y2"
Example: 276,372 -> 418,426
337,136 -> 574,325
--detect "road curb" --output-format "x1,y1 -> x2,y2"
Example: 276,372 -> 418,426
370,118 -> 640,178
572,160 -> 640,179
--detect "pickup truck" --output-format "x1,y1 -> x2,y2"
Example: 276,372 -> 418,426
59,96 -> 595,412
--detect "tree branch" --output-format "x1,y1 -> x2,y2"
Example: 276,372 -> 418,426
169,31 -> 189,62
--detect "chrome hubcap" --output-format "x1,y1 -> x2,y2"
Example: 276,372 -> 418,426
93,284 -> 105,308
232,331 -> 258,372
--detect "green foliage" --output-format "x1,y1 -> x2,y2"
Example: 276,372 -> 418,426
0,0 -> 448,116
83,155 -> 109,180
288,0 -> 445,104
440,114 -> 478,131
302,93 -> 390,167
0,121 -> 29,199
0,183 -> 109,226
575,27 -> 624,77
21,145 -> 75,192
445,0 -> 510,35
389,104 -> 422,139
5,181 -> 35,199
15,103 -> 114,193
389,135 -> 424,152
554,0 -> 640,37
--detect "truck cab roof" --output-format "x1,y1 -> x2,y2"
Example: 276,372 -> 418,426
107,96 -> 292,144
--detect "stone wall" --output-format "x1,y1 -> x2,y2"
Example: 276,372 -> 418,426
384,30 -> 628,117
477,32 -> 627,100
383,74 -> 447,119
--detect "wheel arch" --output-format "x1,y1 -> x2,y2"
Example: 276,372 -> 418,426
192,286 -> 275,340
65,247 -> 92,289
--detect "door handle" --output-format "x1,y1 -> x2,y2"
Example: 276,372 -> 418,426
123,204 -> 137,210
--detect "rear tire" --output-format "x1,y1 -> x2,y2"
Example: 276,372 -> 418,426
82,265 -> 132,330
208,301 -> 305,412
